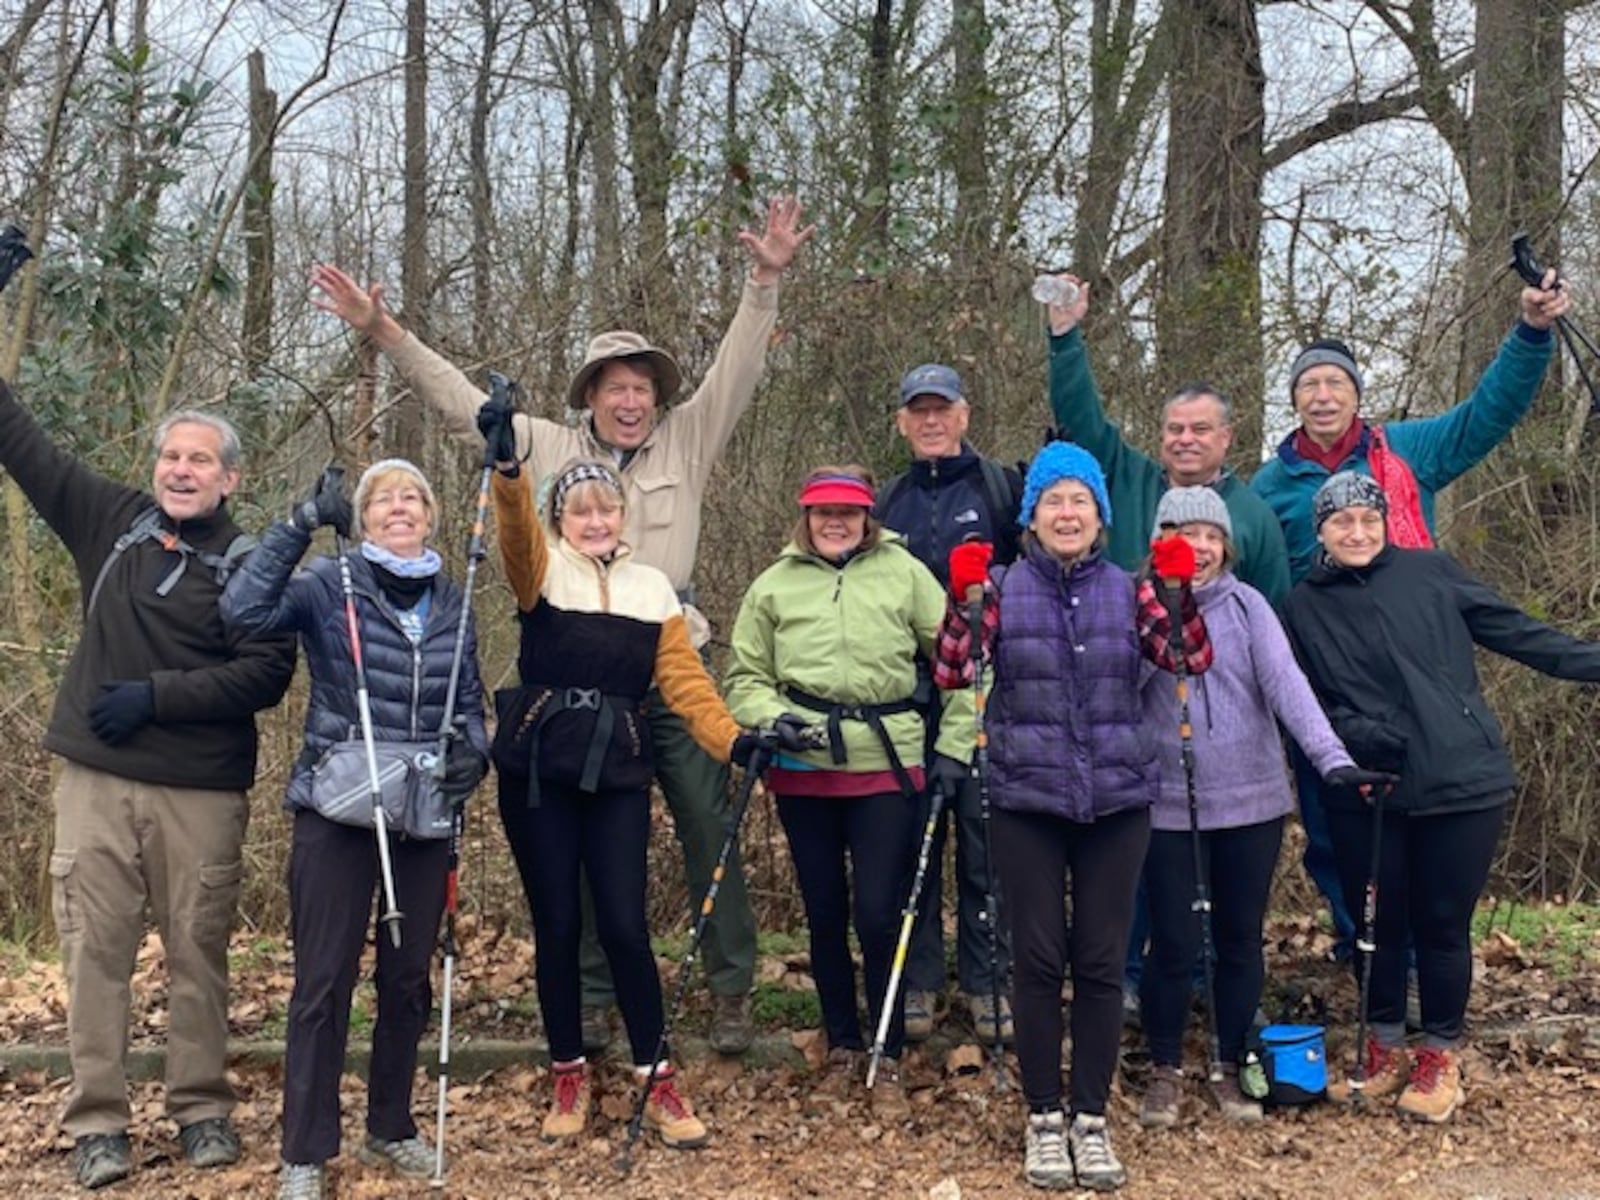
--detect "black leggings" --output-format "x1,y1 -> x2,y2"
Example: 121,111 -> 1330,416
1326,801 -> 1505,1046
777,791 -> 918,1060
1140,818 -> 1283,1066
994,805 -> 1149,1114
498,777 -> 664,1066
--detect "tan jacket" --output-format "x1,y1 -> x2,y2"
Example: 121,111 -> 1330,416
387,276 -> 780,596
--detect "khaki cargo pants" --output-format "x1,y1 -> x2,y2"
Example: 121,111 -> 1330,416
50,760 -> 248,1137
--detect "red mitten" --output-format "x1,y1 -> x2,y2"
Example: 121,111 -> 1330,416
948,540 -> 994,601
1149,534 -> 1196,585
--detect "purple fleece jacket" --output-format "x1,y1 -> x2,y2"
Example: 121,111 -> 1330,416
1142,571 -> 1352,832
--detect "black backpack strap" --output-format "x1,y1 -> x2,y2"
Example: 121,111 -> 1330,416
85,507 -> 164,617
875,470 -> 909,524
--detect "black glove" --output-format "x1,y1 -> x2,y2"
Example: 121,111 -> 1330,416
773,712 -> 824,754
476,396 -> 518,469
439,742 -> 489,802
731,730 -> 769,769
1324,765 -> 1399,791
89,680 -> 156,745
927,752 -> 969,797
291,471 -> 353,537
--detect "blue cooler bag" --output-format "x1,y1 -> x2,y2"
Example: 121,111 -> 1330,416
1257,1024 -> 1326,1104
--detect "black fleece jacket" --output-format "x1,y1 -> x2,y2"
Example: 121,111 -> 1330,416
1283,545 -> 1600,815
0,381 -> 295,790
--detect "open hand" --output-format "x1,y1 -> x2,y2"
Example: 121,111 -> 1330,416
739,195 -> 815,284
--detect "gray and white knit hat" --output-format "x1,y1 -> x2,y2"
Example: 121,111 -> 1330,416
1289,338 -> 1364,400
353,458 -> 437,523
1312,471 -> 1387,530
1152,486 -> 1232,540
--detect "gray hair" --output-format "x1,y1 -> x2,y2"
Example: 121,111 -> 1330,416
1162,382 -> 1233,427
153,410 -> 242,471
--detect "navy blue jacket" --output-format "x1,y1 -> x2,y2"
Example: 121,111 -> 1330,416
220,521 -> 489,811
876,443 -> 1023,586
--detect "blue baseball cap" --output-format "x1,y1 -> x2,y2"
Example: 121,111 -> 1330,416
898,362 -> 965,406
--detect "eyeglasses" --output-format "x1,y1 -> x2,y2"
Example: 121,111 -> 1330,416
1294,374 -> 1354,398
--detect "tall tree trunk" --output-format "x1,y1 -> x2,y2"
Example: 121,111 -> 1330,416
1157,0 -> 1265,466
949,0 -> 991,258
469,0 -> 501,352
585,0 -> 624,324
242,49 -> 276,379
396,0 -> 429,461
859,0 -> 894,264
1462,0 -> 1564,386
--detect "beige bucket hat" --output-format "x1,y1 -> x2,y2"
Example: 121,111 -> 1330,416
566,330 -> 684,410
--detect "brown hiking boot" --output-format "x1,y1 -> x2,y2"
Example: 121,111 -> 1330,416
642,1066 -> 710,1149
1327,1036 -> 1411,1105
541,1061 -> 592,1141
806,1047 -> 863,1114
1207,1065 -> 1263,1123
709,991 -> 755,1055
869,1059 -> 912,1121
1395,1046 -> 1463,1124
903,990 -> 936,1042
1139,1065 -> 1182,1128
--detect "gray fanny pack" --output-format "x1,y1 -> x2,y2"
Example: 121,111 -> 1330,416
308,738 -> 451,839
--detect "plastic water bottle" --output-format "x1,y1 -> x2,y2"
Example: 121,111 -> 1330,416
1032,274 -> 1080,307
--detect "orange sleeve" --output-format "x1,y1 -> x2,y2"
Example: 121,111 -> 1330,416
654,614 -> 740,763
492,471 -> 547,611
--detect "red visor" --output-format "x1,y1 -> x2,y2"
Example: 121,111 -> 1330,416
798,475 -> 875,508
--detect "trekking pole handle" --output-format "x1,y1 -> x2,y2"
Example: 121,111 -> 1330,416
964,583 -> 985,647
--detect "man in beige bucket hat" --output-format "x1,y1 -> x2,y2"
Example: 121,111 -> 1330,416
311,194 -> 813,1055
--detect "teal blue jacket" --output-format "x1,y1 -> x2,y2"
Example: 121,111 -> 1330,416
1047,328 -> 1292,606
1252,324 -> 1554,584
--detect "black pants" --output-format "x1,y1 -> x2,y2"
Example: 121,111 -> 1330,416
906,775 -> 1010,995
777,791 -> 918,1059
499,777 -> 664,1065
1326,801 -> 1504,1046
281,809 -> 448,1165
1141,818 -> 1283,1066
994,805 -> 1149,1114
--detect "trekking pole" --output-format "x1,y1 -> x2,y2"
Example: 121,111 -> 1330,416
429,797 -> 463,1188
1159,577 -> 1223,1083
966,583 -> 1007,1091
429,372 -> 515,1186
332,480 -> 405,950
866,779 -> 947,1091
616,740 -> 777,1174
1350,783 -> 1387,1101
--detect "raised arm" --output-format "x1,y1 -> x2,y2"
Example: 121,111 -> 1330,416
492,469 -> 548,610
1386,273 -> 1568,494
1445,552 -> 1600,681
1045,283 -> 1160,487
672,196 -> 813,484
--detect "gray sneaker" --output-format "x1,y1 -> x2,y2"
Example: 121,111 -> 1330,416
967,991 -> 1015,1045
178,1117 -> 242,1168
1068,1112 -> 1126,1191
356,1134 -> 434,1179
1023,1110 -> 1073,1190
72,1133 -> 132,1190
277,1162 -> 325,1200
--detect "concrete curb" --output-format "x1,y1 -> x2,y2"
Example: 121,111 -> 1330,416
3,1016 -> 1590,1083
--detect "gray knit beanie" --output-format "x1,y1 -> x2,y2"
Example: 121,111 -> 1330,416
1289,338 -> 1364,400
1312,471 -> 1387,530
1152,486 -> 1233,540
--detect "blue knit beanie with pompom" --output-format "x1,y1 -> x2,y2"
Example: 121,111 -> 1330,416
1018,441 -> 1112,530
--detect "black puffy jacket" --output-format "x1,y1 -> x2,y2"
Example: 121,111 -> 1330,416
220,521 -> 489,811
1283,545 -> 1600,815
